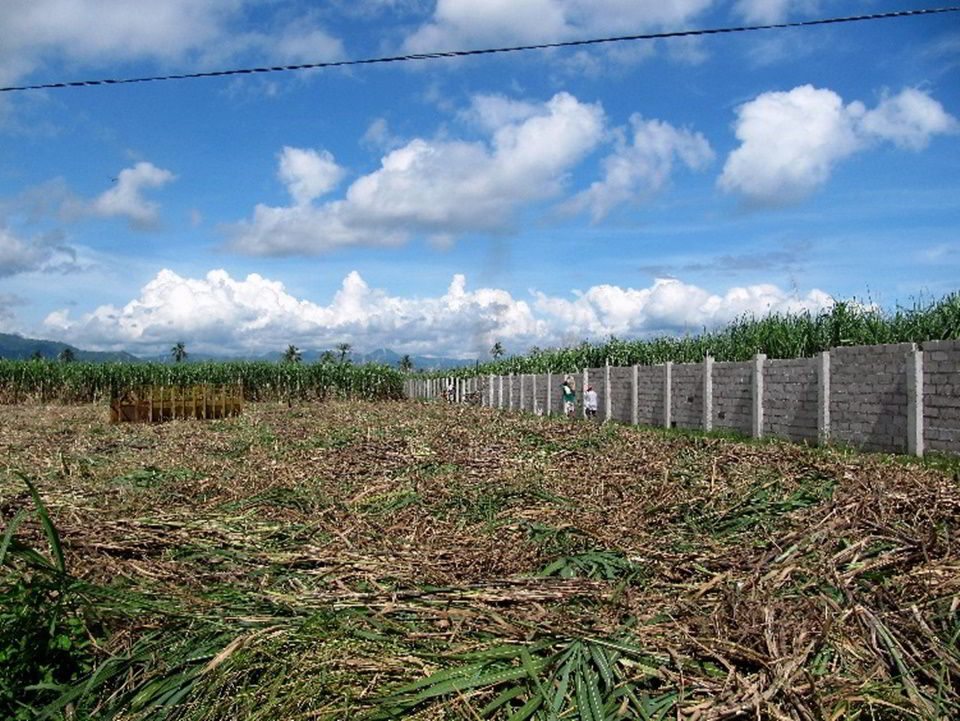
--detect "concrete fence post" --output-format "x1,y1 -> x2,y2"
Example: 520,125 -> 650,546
582,368 -> 589,419
604,362 -> 612,422
498,375 -> 504,409
818,351 -> 830,445
663,361 -> 673,429
488,374 -> 494,407
631,364 -> 639,425
703,355 -> 714,432
752,354 -> 766,439
546,371 -> 552,416
532,373 -> 538,414
907,348 -> 924,457
519,373 -> 526,412
508,373 -> 514,410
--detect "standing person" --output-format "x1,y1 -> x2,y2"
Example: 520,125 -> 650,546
584,385 -> 598,420
561,375 -> 576,418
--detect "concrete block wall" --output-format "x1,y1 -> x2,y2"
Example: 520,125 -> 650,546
412,337 -> 960,457
585,367 -> 605,421
764,357 -> 819,443
531,373 -> 546,415
609,366 -> 633,423
831,343 -> 912,453
713,360 -> 753,435
518,374 -> 531,414
636,365 -> 664,426
510,374 -> 522,411
923,339 -> 960,454
671,363 -> 702,430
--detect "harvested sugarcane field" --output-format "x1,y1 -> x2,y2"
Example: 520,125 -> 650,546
2,398 -> 959,721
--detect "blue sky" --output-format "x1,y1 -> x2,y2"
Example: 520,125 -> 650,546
1,0 -> 958,358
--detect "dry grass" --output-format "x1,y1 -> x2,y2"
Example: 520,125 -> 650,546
2,400 -> 958,720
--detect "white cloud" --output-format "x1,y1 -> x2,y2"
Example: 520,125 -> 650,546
718,85 -> 957,204
402,0 -> 714,56
44,268 -> 833,357
92,162 -> 176,228
278,147 -> 344,206
733,0 -> 820,24
44,268 -> 546,357
459,94 -> 543,133
570,114 -> 714,220
534,278 -> 834,338
0,0 -> 343,89
0,225 -> 77,277
229,92 -> 607,254
859,87 -> 959,150
361,117 -> 404,150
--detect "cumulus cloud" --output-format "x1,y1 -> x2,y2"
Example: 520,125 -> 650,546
277,147 -> 344,205
569,114 -> 714,220
402,0 -> 714,54
44,268 -> 833,357
859,88 -> 959,150
91,162 -> 176,228
229,92 -> 607,254
44,268 -> 546,357
0,0 -> 343,89
534,278 -> 833,338
719,85 -> 957,205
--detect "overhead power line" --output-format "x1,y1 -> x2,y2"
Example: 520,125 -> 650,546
2,6 -> 958,94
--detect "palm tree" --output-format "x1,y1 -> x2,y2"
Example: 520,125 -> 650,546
336,342 -> 351,363
319,350 -> 335,364
57,348 -> 75,362
283,344 -> 302,364
171,342 -> 187,363
490,341 -> 504,359
397,354 -> 413,372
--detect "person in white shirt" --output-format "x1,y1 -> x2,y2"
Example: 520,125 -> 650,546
584,385 -> 598,419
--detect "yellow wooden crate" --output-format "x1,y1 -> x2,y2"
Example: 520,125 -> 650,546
110,384 -> 243,423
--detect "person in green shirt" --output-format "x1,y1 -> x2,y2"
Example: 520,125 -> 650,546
561,376 -> 576,418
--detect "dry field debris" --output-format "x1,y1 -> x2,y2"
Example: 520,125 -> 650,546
2,399 -> 959,720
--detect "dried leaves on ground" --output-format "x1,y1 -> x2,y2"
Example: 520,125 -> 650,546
1,400 -> 958,720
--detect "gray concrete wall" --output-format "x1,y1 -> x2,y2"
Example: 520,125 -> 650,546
923,339 -> 960,454
713,360 -> 753,435
585,367 -> 605,422
419,338 -> 959,457
764,357 -> 819,443
831,343 -> 913,453
609,366 -> 633,423
636,365 -> 664,427
671,362 -> 702,430
532,373 -> 548,415
543,372 -> 560,416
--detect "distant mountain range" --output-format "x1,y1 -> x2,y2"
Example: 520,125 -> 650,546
0,332 -> 479,370
0,332 -> 140,362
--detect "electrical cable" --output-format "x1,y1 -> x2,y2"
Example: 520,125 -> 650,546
1,6 -> 958,93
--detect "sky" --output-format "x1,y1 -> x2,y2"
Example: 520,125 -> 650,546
0,0 -> 958,359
